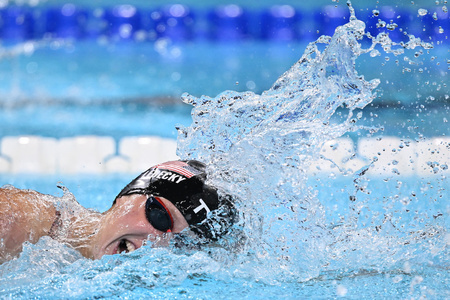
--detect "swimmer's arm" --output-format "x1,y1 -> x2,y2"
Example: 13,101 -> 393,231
0,187 -> 56,261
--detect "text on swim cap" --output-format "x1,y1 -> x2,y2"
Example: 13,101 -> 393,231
154,170 -> 187,183
137,168 -> 187,185
193,199 -> 211,215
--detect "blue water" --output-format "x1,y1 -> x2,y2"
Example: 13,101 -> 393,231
0,1 -> 448,106
0,41 -> 299,101
0,33 -> 448,141
0,2 -> 449,299
0,102 -> 192,140
0,175 -> 447,299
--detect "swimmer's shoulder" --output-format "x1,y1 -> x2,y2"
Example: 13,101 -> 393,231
0,186 -> 27,211
0,186 -> 57,252
0,186 -> 58,261
0,185 -> 51,204
0,186 -> 57,229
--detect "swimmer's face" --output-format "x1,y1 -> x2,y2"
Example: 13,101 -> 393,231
92,194 -> 189,259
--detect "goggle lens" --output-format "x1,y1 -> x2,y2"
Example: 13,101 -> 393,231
145,196 -> 174,232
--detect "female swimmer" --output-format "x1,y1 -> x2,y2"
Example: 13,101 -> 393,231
0,160 -> 235,263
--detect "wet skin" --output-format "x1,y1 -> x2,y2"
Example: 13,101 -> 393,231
0,187 -> 56,262
91,194 -> 189,259
0,187 -> 189,262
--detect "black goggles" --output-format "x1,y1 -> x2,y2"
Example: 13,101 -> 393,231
145,196 -> 174,232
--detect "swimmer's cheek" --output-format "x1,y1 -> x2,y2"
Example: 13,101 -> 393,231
94,246 -> 112,259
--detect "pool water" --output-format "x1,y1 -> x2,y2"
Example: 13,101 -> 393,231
0,102 -> 192,140
0,175 -> 447,299
0,1 -> 449,299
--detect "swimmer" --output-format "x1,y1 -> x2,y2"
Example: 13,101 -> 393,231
0,160 -> 236,263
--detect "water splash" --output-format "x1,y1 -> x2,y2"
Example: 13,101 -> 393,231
0,3 -> 447,298
176,3 -> 445,283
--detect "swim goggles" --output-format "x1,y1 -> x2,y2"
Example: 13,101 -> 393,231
145,196 -> 174,232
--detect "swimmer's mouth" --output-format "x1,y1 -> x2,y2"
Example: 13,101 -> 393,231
117,239 -> 136,254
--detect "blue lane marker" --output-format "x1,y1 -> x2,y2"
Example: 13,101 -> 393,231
0,5 -> 447,43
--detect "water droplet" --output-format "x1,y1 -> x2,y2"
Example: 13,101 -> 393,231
439,26 -> 444,33
403,261 -> 411,273
370,49 -> 381,57
443,6 -> 448,13
386,23 -> 398,31
336,285 -> 348,296
400,197 -> 409,205
376,20 -> 386,28
433,12 -> 438,20
246,80 -> 256,90
372,9 -> 380,17
412,276 -> 424,286
418,8 -> 428,16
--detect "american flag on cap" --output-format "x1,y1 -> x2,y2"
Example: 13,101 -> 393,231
155,161 -> 202,178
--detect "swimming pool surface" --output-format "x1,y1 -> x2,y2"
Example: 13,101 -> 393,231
0,1 -> 448,299
0,174 -> 447,299
0,40 -> 448,141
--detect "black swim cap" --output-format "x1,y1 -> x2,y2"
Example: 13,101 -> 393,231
115,160 -> 235,240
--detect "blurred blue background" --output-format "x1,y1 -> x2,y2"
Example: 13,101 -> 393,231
0,0 -> 448,139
